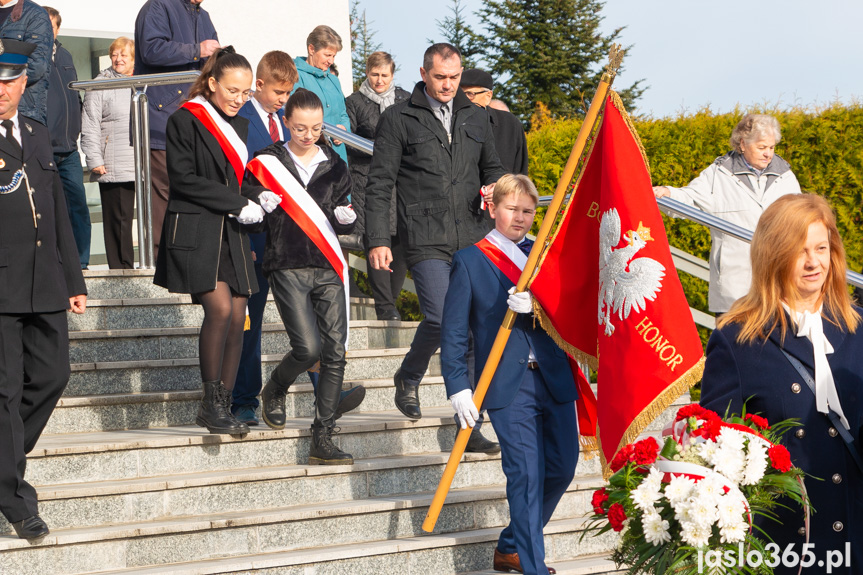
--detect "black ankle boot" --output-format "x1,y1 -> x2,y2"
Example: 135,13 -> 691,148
196,381 -> 249,435
309,426 -> 353,465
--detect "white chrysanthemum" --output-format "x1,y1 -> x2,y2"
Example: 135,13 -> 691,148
642,467 -> 663,492
718,428 -> 746,450
696,475 -> 724,502
665,475 -> 696,505
742,437 -> 769,486
680,520 -> 712,548
673,499 -> 694,524
631,483 -> 661,513
688,492 -> 719,528
698,440 -> 718,465
712,446 -> 746,485
716,493 -> 747,528
719,521 -> 747,543
642,512 -> 672,545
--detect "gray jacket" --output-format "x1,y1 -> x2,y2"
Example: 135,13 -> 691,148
80,67 -> 135,183
667,151 -> 801,312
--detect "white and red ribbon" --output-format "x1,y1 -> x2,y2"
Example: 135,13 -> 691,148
181,96 -> 249,185
246,154 -> 350,340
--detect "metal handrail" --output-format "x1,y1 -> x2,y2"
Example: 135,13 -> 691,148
69,71 -> 203,269
324,122 -> 374,155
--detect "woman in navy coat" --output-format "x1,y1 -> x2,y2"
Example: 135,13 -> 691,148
700,194 -> 862,574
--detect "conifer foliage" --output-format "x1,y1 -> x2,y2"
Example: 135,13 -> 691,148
350,1 -> 382,91
477,0 -> 644,125
429,0 -> 484,68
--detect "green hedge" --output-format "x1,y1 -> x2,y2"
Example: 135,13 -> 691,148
527,103 -> 863,340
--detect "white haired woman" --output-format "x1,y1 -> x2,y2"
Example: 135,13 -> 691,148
653,113 -> 801,313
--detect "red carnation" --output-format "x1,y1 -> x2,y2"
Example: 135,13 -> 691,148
692,417 -> 723,441
607,503 -> 627,532
745,414 -> 770,429
768,445 -> 792,472
675,404 -> 714,422
609,444 -> 635,472
633,437 -> 660,466
591,488 -> 609,515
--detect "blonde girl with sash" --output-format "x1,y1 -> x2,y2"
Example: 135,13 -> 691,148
246,89 -> 357,464
154,47 -> 279,436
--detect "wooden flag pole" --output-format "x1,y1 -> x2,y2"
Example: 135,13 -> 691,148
422,46 -> 625,533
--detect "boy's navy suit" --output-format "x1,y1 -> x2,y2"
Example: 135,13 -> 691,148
441,238 -> 579,575
231,100 -> 287,411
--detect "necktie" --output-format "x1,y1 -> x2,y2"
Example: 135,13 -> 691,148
268,113 -> 279,143
796,309 -> 849,429
517,238 -> 532,257
1,119 -> 21,157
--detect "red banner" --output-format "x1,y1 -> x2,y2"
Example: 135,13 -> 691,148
528,93 -> 704,472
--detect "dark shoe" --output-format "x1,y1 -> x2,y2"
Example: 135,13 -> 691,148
465,426 -> 501,454
334,385 -> 366,419
231,405 -> 259,426
260,377 -> 288,430
11,515 -> 49,541
309,426 -> 353,465
492,549 -> 556,574
196,381 -> 249,435
377,311 -> 401,321
394,369 -> 421,420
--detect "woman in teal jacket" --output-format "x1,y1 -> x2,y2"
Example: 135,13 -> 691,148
293,25 -> 351,163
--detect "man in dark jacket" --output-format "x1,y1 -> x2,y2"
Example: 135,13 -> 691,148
365,43 -> 505,452
0,0 -> 52,124
45,7 -> 89,269
460,68 -> 528,176
0,38 -> 87,542
134,0 -> 219,258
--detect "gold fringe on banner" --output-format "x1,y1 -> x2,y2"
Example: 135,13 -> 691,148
608,91 -> 650,174
532,302 -> 599,371
603,355 -> 706,479
580,435 -> 600,460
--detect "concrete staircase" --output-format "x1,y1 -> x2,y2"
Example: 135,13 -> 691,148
0,270 -> 686,574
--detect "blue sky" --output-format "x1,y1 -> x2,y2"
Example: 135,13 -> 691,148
355,0 -> 863,118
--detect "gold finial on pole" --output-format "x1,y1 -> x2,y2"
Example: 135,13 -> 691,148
601,44 -> 625,83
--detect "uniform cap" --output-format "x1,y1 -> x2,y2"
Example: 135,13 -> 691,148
0,38 -> 37,80
460,68 -> 494,90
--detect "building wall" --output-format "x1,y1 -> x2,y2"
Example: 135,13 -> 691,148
45,0 -> 353,93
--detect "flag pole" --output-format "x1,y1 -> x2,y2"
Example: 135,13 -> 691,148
422,45 -> 626,533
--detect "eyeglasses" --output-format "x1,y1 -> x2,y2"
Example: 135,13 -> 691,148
290,125 -> 324,136
463,89 -> 490,99
216,80 -> 251,101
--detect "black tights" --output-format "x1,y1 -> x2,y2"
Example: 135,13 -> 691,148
196,282 -> 247,391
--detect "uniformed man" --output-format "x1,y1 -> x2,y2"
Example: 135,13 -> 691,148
0,39 -> 87,541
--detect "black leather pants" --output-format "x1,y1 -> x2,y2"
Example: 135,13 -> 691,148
268,267 -> 347,428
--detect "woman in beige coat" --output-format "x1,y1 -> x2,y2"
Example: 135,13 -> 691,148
654,113 -> 801,313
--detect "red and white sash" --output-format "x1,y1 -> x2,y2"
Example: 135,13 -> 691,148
246,153 -> 350,339
181,96 -> 249,184
475,230 -> 598,449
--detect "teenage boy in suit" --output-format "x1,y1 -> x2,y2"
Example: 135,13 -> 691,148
441,174 -> 579,575
234,51 -> 364,426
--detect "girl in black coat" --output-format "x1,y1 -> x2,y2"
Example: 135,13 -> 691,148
700,195 -> 863,574
154,48 -> 273,436
249,89 -> 356,465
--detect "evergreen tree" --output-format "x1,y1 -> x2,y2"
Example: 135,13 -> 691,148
478,0 -> 644,125
429,0 -> 483,68
350,1 -> 382,91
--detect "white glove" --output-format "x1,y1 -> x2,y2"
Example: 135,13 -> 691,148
334,205 -> 357,225
258,191 -> 281,214
507,287 -> 533,314
236,200 -> 265,225
450,389 -> 479,429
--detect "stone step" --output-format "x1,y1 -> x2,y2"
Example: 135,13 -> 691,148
464,554 -> 623,575
26,407 -> 500,487
2,450 -> 536,534
68,296 -> 379,332
81,270 -> 170,301
3,509 -> 614,575
66,346 -> 440,396
68,320 -> 420,364
47,376 -> 449,434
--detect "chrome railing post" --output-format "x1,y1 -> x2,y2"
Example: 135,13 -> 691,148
69,71 -> 201,269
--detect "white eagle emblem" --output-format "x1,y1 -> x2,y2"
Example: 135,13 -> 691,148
598,209 -> 665,336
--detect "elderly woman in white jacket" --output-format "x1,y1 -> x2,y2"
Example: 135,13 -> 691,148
81,37 -> 136,269
654,114 -> 801,313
